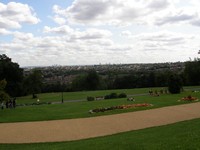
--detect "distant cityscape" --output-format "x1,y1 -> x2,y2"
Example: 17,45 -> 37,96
24,62 -> 185,85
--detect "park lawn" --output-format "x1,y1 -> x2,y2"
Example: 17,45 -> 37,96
0,118 -> 200,150
15,86 -> 200,104
16,87 -> 167,104
0,90 -> 199,123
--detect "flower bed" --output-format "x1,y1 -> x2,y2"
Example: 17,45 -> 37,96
89,103 -> 152,114
179,95 -> 199,101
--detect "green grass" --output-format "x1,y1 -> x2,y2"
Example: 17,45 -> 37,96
15,86 -> 200,104
1,118 -> 200,150
1,89 -> 199,123
15,87 -> 166,104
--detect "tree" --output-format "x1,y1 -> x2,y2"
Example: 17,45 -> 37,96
0,54 -> 24,97
24,69 -> 43,98
168,73 -> 183,94
71,70 -> 101,91
71,74 -> 87,91
0,79 -> 10,103
85,70 -> 100,90
184,58 -> 200,85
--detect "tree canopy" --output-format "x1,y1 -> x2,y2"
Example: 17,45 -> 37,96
184,58 -> 200,85
0,79 -> 10,102
0,54 -> 24,97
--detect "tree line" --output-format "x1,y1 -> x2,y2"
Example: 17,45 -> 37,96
0,54 -> 200,102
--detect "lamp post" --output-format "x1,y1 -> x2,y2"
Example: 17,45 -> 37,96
61,75 -> 64,104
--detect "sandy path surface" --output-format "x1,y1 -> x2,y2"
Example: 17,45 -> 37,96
1,102 -> 200,144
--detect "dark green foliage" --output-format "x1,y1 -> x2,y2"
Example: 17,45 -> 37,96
184,58 -> 200,85
0,79 -> 10,102
85,70 -> 100,90
87,96 -> 95,101
0,91 -> 9,102
104,92 -> 126,99
104,93 -> 118,99
168,74 -> 183,94
0,54 -> 24,97
118,93 -> 127,98
71,70 -> 101,91
24,69 -> 43,98
71,74 -> 87,91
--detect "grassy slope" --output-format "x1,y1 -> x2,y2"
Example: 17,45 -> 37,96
16,87 -> 165,104
1,118 -> 200,150
0,90 -> 199,123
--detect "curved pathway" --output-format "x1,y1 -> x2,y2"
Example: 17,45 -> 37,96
1,102 -> 200,144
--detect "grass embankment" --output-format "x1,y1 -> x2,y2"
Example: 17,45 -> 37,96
1,118 -> 200,150
0,88 -> 199,123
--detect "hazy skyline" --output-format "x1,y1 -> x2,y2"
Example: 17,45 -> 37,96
0,0 -> 200,67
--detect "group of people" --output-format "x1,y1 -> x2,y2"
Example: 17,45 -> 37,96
1,98 -> 16,110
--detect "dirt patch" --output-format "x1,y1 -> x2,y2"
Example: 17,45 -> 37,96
0,102 -> 200,144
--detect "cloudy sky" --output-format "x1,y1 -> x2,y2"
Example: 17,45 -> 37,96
0,0 -> 200,67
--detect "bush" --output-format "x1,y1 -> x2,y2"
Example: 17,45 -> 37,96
104,93 -> 118,99
118,93 -> 127,98
110,93 -> 118,99
104,93 -> 127,99
87,96 -> 95,101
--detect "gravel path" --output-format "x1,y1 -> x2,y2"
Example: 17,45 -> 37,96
1,102 -> 200,144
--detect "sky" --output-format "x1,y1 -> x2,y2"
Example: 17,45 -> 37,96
0,0 -> 200,67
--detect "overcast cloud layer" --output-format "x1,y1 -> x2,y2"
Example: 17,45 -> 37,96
0,0 -> 200,66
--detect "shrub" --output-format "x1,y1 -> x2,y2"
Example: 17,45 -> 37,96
110,93 -> 118,99
87,96 -> 95,101
105,93 -> 118,99
118,93 -> 127,98
104,93 -> 127,99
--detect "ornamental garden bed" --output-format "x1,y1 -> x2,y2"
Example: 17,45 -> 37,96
179,95 -> 199,102
89,103 -> 152,114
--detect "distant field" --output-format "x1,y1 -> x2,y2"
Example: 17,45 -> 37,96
0,87 -> 199,123
1,118 -> 200,150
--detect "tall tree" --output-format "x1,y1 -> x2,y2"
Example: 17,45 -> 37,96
0,79 -> 10,103
168,73 -> 183,94
184,58 -> 200,85
24,69 -> 43,98
0,54 -> 24,97
85,70 -> 100,90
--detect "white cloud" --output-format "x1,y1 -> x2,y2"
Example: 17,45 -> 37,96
131,31 -> 195,50
43,25 -> 112,40
0,2 -> 40,30
52,0 -> 172,26
52,0 -> 200,27
52,15 -> 67,25
1,29 -> 199,66
153,8 -> 199,26
43,25 -> 74,35
121,30 -> 132,37
1,0 -> 200,66
0,28 -> 11,35
147,0 -> 171,10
